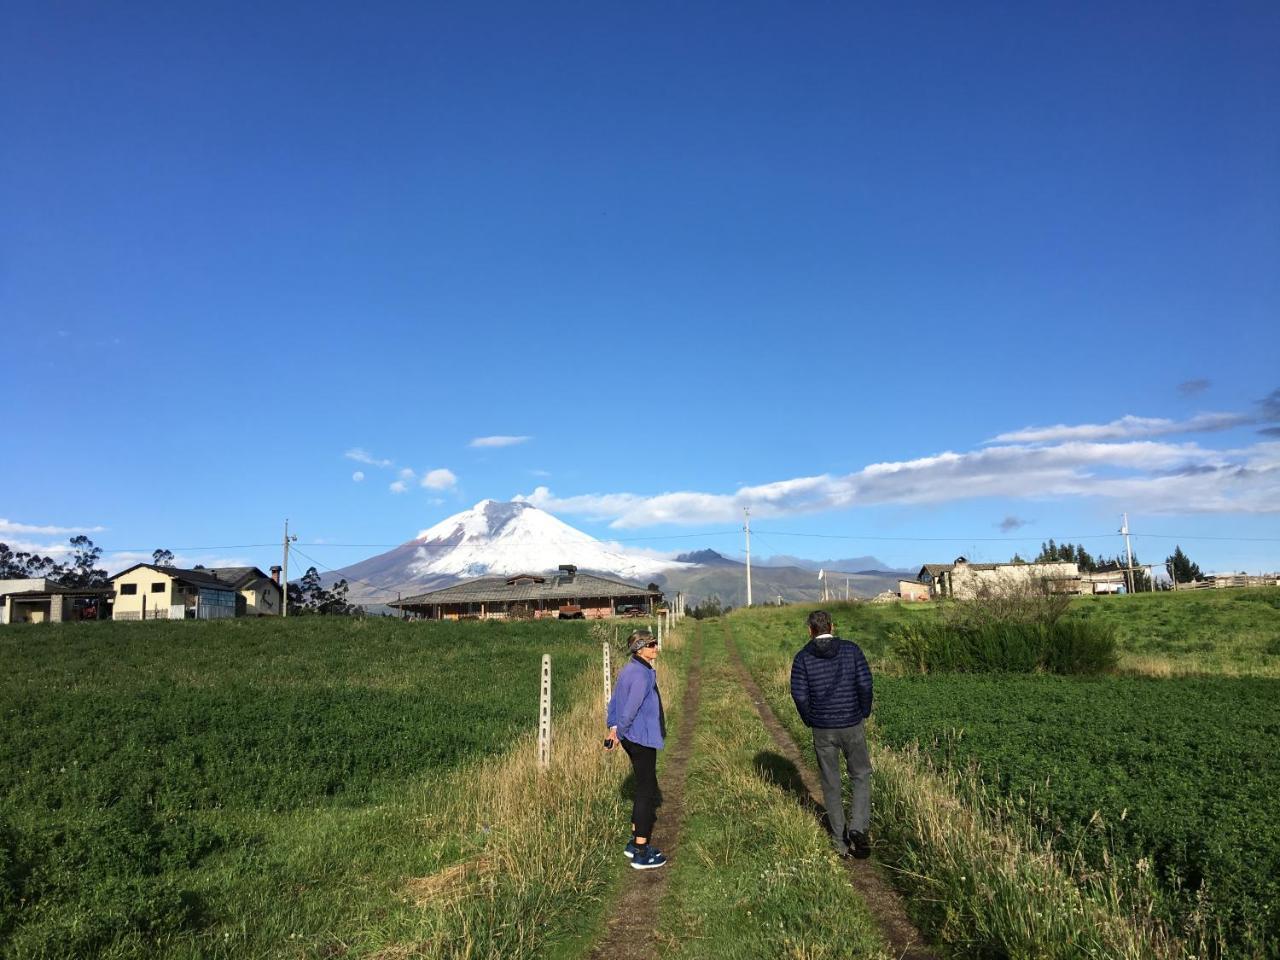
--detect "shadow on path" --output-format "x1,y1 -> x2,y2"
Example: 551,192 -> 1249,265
752,750 -> 822,818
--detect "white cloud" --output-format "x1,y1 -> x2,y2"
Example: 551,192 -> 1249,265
470,435 -> 532,448
0,538 -> 77,557
529,468 -> 552,478
352,471 -> 365,482
389,480 -> 409,494
398,467 -> 417,481
517,437 -> 1280,527
0,519 -> 107,536
989,413 -> 1251,444
345,447 -> 393,468
421,468 -> 458,490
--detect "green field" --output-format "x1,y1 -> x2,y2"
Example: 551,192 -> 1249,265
874,674 -> 1280,955
727,595 -> 1280,958
4,592 -> 1278,959
0,617 -> 594,958
726,587 -> 1280,677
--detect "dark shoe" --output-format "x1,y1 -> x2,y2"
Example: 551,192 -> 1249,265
630,847 -> 667,870
847,830 -> 872,859
623,840 -> 640,860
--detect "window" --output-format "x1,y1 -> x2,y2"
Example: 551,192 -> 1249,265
151,582 -> 166,593
120,583 -> 137,595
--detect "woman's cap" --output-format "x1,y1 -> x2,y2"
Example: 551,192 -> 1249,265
627,630 -> 656,653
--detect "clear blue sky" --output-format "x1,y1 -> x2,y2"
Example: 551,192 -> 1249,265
3,1 -> 1278,577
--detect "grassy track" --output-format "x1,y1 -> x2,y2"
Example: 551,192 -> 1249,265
658,622 -> 892,960
726,605 -> 1280,958
0,617 -> 603,957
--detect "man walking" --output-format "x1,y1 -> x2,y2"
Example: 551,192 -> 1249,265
790,609 -> 874,858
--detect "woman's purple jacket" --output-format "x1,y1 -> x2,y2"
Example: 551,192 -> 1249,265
606,657 -> 665,749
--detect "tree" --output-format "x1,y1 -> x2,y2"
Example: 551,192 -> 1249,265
689,595 -> 724,620
152,548 -> 175,567
1010,553 -> 1026,564
1165,545 -> 1203,585
61,535 -> 108,588
288,567 -> 358,616
1034,540 -> 1098,573
0,543 -> 65,580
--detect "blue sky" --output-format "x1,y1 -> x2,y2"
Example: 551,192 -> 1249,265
3,1 -> 1278,578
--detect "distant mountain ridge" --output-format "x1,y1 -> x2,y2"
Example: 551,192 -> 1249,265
318,500 -> 912,607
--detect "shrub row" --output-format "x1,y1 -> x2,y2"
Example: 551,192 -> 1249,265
890,618 -> 1118,674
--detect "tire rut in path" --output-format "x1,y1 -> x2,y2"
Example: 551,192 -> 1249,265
586,625 -> 704,960
722,621 -> 940,960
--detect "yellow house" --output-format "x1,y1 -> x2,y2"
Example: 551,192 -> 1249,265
209,566 -> 284,616
110,564 -> 282,620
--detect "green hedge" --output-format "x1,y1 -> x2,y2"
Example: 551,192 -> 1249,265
891,619 -> 1117,674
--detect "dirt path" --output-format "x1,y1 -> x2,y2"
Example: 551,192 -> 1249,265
586,624 -> 704,960
722,621 -> 940,960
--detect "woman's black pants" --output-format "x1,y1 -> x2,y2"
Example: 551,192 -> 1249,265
621,738 -> 660,839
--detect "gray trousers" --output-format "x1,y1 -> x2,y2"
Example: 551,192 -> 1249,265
813,722 -> 872,847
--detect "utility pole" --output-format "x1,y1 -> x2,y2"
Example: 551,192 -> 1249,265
1121,513 -> 1135,595
744,507 -> 753,607
282,519 -> 297,617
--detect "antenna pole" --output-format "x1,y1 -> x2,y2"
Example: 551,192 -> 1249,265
744,507 -> 753,607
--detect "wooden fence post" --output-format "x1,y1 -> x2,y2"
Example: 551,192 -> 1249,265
538,654 -> 551,770
602,641 -> 611,708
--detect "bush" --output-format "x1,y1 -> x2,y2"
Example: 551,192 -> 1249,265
891,619 -> 1117,674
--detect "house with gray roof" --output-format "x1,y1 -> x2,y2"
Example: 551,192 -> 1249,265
389,564 -> 660,620
110,563 -> 282,620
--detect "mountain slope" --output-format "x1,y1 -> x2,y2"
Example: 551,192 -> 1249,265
320,500 -> 692,603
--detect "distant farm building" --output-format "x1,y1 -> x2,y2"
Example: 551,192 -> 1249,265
917,557 -> 1126,599
389,565 -> 660,620
0,578 -> 113,624
897,579 -> 931,602
110,564 -> 283,620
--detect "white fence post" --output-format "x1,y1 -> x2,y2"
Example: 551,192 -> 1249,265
602,641 -> 611,708
538,654 -> 551,770
656,612 -> 663,650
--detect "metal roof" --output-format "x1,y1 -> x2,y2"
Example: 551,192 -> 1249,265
391,572 -> 660,607
110,563 -> 234,590
208,566 -> 278,590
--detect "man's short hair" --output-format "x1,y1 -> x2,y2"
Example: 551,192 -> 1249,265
808,610 -> 832,635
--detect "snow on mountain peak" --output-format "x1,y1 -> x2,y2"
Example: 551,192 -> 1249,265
408,500 -> 691,581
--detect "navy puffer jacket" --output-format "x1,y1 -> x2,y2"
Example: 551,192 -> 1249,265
790,635 -> 873,729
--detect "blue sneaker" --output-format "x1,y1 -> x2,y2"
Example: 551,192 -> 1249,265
624,840 -> 640,859
630,847 -> 667,870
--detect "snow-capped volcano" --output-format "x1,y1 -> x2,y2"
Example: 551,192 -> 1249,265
407,499 -> 683,581
321,500 -> 694,602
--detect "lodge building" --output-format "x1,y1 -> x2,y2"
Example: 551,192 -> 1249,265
389,565 -> 660,620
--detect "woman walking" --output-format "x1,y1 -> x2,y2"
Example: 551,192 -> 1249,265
605,629 -> 667,870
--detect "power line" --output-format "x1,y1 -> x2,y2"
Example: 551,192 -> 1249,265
39,527 -> 1280,557
286,544 -> 396,600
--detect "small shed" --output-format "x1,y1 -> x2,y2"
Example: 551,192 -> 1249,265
898,579 -> 931,602
0,578 -> 113,624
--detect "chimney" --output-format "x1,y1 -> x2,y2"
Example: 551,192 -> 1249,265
270,565 -> 282,584
558,564 -> 577,581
